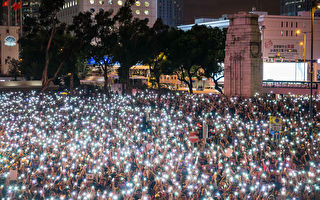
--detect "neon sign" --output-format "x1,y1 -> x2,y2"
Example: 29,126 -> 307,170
4,36 -> 17,46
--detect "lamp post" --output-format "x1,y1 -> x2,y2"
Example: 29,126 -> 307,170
296,30 -> 307,81
309,0 -> 320,135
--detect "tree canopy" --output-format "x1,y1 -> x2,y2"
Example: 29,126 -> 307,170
20,0 -> 82,91
19,0 -> 227,93
164,25 -> 226,94
112,0 -> 151,90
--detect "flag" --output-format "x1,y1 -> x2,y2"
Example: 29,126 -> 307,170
2,0 -> 9,7
13,1 -> 21,10
11,2 -> 16,9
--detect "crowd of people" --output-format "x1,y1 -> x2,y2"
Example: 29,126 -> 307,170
0,89 -> 320,200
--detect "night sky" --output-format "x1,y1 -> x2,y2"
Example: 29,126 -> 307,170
184,0 -> 281,24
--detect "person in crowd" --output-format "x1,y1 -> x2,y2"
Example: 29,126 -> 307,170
0,89 -> 319,199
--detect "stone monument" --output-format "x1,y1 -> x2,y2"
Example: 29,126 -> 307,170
224,12 -> 263,97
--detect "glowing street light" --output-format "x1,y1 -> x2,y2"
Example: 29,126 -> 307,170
296,29 -> 307,81
309,0 -> 320,134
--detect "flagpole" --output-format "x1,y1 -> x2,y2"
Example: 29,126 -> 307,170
14,0 -> 17,26
7,0 -> 10,27
20,0 -> 23,36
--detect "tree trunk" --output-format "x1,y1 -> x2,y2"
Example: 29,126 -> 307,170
156,76 -> 161,90
41,61 -> 64,92
122,66 -> 130,93
213,77 -> 224,94
70,74 -> 74,95
187,81 -> 193,94
41,80 -> 49,92
41,20 -> 56,92
103,66 -> 109,94
187,71 -> 193,94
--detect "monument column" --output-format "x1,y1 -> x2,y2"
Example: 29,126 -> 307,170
224,12 -> 263,97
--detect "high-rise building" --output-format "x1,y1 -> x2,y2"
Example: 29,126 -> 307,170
0,0 -> 40,26
22,0 -> 41,18
57,0 -> 157,27
280,0 -> 312,16
0,0 -> 25,75
157,0 -> 183,27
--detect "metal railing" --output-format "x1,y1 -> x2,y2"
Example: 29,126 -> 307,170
262,81 -> 319,89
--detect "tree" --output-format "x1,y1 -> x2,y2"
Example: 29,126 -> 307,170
39,0 -> 65,91
20,0 -> 81,91
197,26 -> 227,94
71,10 -> 117,92
20,16 -> 47,80
93,11 -> 118,92
75,53 -> 90,80
113,0 -> 151,91
146,19 -> 172,89
166,28 -> 204,94
5,57 -> 21,81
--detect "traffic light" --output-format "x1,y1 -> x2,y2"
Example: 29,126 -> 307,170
141,116 -> 152,133
208,125 -> 215,137
196,122 -> 203,139
146,121 -> 152,133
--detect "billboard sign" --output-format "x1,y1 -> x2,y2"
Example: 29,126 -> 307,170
264,40 -> 300,61
263,62 -> 308,81
269,116 -> 282,135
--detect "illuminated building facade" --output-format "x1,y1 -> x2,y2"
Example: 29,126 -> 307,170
157,0 -> 183,27
178,11 -> 320,88
0,0 -> 40,26
57,0 -> 157,26
22,0 -> 41,19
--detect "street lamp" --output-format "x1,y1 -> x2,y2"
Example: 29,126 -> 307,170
309,0 -> 320,135
296,30 -> 307,81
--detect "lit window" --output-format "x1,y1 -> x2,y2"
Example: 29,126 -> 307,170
90,0 -> 94,4
145,1 -> 150,7
144,10 -> 149,15
136,1 -> 141,6
117,0 -> 122,5
136,10 -> 140,14
281,30 -> 284,36
99,0 -> 104,4
108,0 -> 112,4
